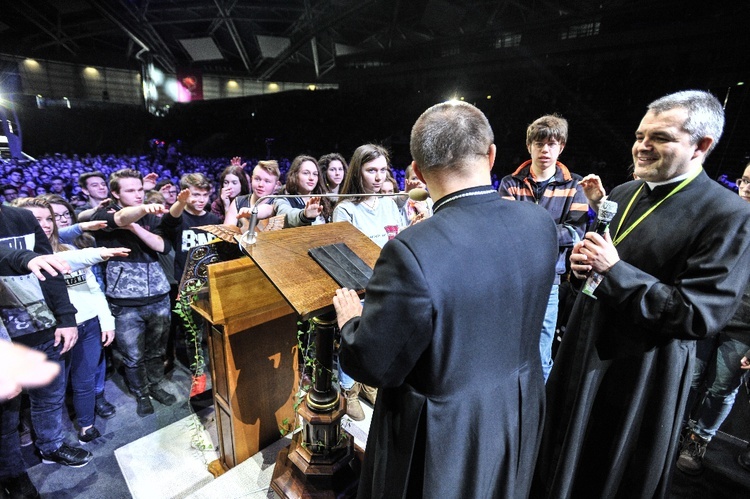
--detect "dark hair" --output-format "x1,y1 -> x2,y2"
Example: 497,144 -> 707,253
41,194 -> 95,249
285,155 -> 332,220
286,156 -> 325,195
78,171 -> 106,190
155,179 -> 176,191
218,165 -> 250,198
318,153 -> 348,190
339,144 -> 390,205
526,114 -> 568,146
109,168 -> 142,194
383,174 -> 399,193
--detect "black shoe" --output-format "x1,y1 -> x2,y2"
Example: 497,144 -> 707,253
676,431 -> 709,475
78,427 -> 101,445
40,443 -> 92,468
0,472 -> 39,498
150,386 -> 176,406
94,394 -> 116,419
136,395 -> 154,417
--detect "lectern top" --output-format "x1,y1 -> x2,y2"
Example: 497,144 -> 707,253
239,222 -> 381,320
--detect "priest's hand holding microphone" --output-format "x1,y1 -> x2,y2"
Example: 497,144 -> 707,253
572,175 -> 620,298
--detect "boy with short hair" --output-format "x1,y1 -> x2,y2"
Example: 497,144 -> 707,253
498,114 -> 588,382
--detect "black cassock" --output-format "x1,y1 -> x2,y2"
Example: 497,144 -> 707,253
340,187 -> 558,499
533,171 -> 750,498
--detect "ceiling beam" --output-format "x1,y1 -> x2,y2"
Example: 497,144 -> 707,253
12,1 -> 78,56
258,0 -> 380,80
214,0 -> 253,73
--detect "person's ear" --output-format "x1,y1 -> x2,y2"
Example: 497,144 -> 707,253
692,136 -> 714,161
488,144 -> 497,170
411,161 -> 427,184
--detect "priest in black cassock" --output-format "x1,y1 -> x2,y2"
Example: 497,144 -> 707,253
533,90 -> 750,498
333,101 -> 558,498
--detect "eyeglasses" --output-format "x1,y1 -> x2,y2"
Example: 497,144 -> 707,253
736,178 -> 750,187
162,189 -> 178,195
54,212 -> 71,221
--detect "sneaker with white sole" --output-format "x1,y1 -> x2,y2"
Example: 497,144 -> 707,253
40,443 -> 92,468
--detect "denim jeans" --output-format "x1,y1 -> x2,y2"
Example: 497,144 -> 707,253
540,284 -> 559,383
110,295 -> 170,396
0,396 -> 24,479
27,338 -> 67,455
94,348 -> 106,396
68,317 -> 103,428
690,332 -> 750,440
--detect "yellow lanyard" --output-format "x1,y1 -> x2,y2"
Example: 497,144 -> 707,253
612,167 -> 702,247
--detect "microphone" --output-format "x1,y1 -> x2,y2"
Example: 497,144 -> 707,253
581,199 -> 618,299
591,199 -> 618,235
242,188 -> 429,245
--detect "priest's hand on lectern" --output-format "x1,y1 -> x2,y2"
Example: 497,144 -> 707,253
333,288 -> 362,329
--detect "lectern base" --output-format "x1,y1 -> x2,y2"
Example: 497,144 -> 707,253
270,444 -> 362,499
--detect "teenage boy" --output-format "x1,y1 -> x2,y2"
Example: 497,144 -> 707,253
161,173 -> 221,375
498,115 -> 588,382
76,172 -> 110,220
90,169 -> 175,417
162,173 -> 222,281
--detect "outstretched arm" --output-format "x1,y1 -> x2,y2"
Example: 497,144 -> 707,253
113,204 -> 167,227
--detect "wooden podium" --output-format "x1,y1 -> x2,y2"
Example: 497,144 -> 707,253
192,222 -> 381,471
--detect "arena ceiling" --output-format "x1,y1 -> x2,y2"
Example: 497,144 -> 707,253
0,0 -> 747,85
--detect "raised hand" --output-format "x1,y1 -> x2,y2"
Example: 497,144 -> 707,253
230,156 -> 247,168
304,196 -> 323,220
143,172 -> 159,191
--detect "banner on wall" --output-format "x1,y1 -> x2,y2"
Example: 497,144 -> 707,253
176,69 -> 203,102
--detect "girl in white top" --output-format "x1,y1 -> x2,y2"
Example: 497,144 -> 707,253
332,144 -> 403,248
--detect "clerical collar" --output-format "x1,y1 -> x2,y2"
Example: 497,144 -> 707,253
433,185 -> 497,213
644,164 -> 701,190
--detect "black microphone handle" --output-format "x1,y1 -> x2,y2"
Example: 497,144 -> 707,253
592,219 -> 611,236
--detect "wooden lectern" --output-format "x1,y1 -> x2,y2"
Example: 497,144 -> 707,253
192,222 -> 381,471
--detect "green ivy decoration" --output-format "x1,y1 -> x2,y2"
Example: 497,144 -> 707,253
173,280 -> 206,378
173,278 -> 215,465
